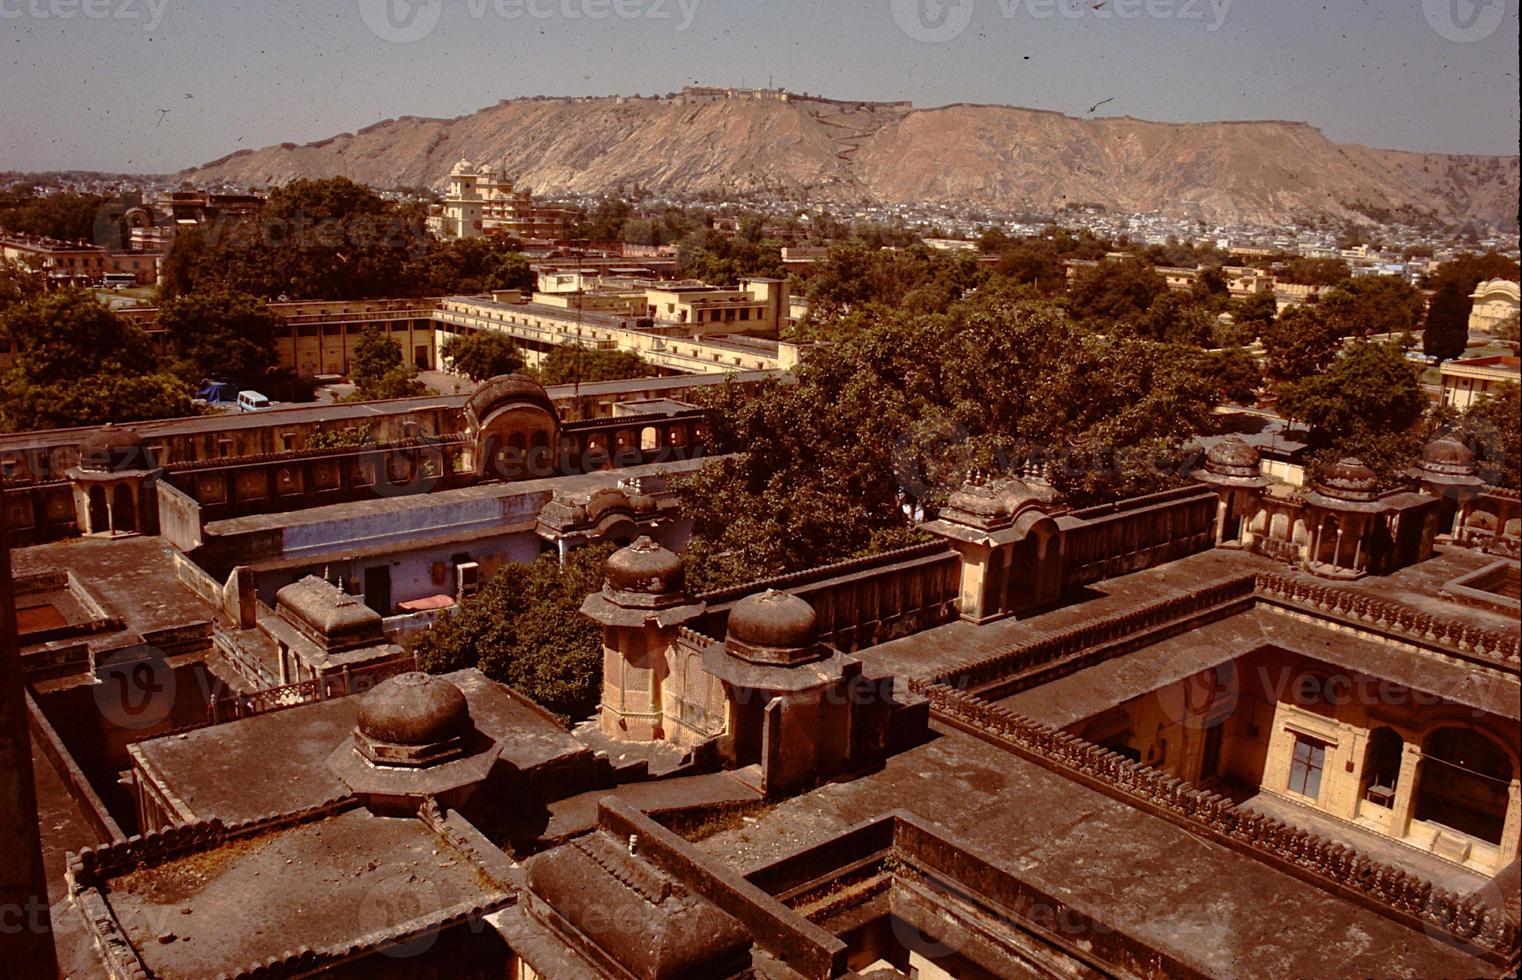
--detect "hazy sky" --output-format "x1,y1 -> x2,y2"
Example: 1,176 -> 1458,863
1,0 -> 1518,173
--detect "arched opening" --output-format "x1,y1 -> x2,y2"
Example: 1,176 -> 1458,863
1414,727 -> 1514,845
111,484 -> 138,534
87,485 -> 110,534
1359,727 -> 1403,809
640,426 -> 660,451
1316,515 -> 1342,566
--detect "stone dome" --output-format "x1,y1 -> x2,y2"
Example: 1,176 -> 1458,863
464,373 -> 557,425
725,590 -> 819,666
1317,458 -> 1379,501
356,673 -> 471,748
76,425 -> 149,473
1422,437 -> 1476,474
1206,438 -> 1261,478
605,537 -> 685,596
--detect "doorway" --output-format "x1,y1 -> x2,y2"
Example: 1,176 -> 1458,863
363,566 -> 393,616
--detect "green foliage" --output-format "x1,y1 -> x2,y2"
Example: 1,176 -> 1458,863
307,424 -> 374,450
1277,258 -> 1350,287
1229,290 -> 1279,328
161,177 -> 428,301
1422,251 -> 1519,297
406,237 -> 534,295
349,324 -> 427,400
410,544 -> 614,719
0,256 -> 46,312
1458,385 -> 1520,489
1131,292 -> 1216,346
1261,304 -> 1345,383
1202,348 -> 1263,406
680,297 -> 1236,589
534,344 -> 650,386
0,289 -> 195,431
675,229 -> 785,286
156,290 -> 279,384
0,191 -> 106,242
1318,275 -> 1425,338
442,331 -> 525,382
1276,342 -> 1424,450
800,243 -> 984,336
1067,257 -> 1166,324
1423,281 -> 1471,363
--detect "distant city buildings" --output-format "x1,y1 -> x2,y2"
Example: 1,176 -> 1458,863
430,160 -> 569,241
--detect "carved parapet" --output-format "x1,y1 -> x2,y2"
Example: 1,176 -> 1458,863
915,682 -> 1519,959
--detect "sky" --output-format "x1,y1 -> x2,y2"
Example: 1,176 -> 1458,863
1,0 -> 1518,174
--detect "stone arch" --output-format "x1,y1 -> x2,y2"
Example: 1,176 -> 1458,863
1359,726 -> 1404,806
1414,727 -> 1514,846
112,483 -> 137,534
640,426 -> 660,451
87,485 -> 110,534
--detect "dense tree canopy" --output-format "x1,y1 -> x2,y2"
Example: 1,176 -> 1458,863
1318,275 -> 1425,338
1277,341 -> 1425,459
0,191 -> 106,242
0,290 -> 195,431
680,295 -> 1246,590
1423,251 -> 1519,297
1261,304 -> 1346,383
1066,257 -> 1166,324
411,544 -> 613,719
1423,281 -> 1471,363
349,324 -> 427,400
442,331 -> 525,382
156,291 -> 279,384
1459,385 -> 1520,489
535,344 -> 650,386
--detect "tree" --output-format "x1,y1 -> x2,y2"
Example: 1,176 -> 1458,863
349,324 -> 426,400
1423,251 -> 1519,297
0,191 -> 106,242
156,291 -> 278,383
535,345 -> 649,386
1132,292 -> 1215,346
1276,342 -> 1424,448
442,331 -> 525,382
411,544 -> 614,719
1423,281 -> 1471,363
679,296 -> 1236,590
1067,257 -> 1166,324
1459,385 -> 1520,489
1229,290 -> 1279,330
1277,258 -> 1350,287
0,256 -> 45,313
1319,275 -> 1425,338
1261,305 -> 1345,383
0,290 -> 195,431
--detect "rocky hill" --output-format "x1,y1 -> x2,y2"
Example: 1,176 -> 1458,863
185,95 -> 1520,229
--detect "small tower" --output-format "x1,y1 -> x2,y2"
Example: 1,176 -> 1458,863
580,538 -> 705,741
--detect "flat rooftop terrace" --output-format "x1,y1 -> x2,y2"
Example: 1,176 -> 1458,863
104,808 -> 505,979
699,723 -> 1498,978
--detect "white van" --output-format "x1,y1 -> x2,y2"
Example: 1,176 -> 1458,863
237,391 -> 272,412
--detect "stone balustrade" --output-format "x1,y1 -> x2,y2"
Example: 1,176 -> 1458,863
911,682 -> 1518,960
1254,572 -> 1521,666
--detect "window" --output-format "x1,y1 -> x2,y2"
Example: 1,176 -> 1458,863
1288,734 -> 1326,799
